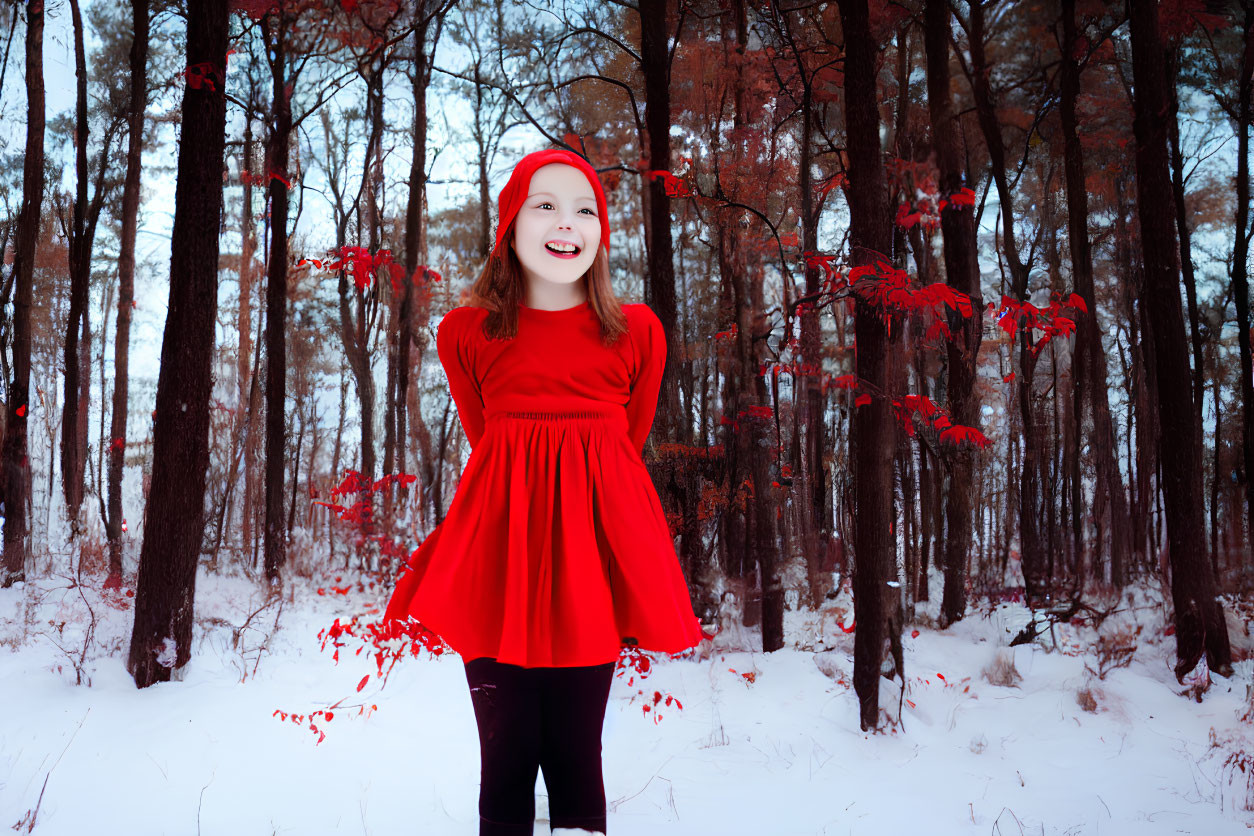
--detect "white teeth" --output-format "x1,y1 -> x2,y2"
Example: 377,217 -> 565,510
546,242 -> 578,253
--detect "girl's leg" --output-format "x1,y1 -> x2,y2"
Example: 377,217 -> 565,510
464,657 -> 543,836
537,661 -> 616,834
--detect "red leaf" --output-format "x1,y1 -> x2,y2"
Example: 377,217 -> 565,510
182,61 -> 220,91
947,187 -> 976,208
911,629 -> 920,638
939,424 -> 991,449
895,203 -> 923,228
1003,372 -> 1015,383
854,393 -> 871,408
356,674 -> 369,692
15,405 -> 26,417
831,374 -> 858,390
648,169 -> 691,198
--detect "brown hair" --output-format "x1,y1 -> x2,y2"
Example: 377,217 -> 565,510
463,213 -> 629,346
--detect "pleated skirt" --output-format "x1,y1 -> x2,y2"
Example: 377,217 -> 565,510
383,406 -> 705,668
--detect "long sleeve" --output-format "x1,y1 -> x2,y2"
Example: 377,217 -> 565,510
624,304 -> 667,457
436,308 -> 486,450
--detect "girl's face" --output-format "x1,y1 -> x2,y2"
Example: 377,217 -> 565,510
510,163 -> 601,298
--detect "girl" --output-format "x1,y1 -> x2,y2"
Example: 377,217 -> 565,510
384,148 -> 705,836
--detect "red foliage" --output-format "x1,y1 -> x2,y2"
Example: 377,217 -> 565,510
299,246 -> 423,295
647,169 -> 693,198
848,258 -> 974,340
888,392 -> 992,450
939,425 -> 992,449
230,0 -> 277,20
996,290 -> 1088,357
1159,0 -> 1232,39
182,62 -> 222,92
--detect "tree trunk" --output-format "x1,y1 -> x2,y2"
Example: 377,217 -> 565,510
3,0 -> 46,587
968,1 -> 1047,605
1229,4 -> 1254,560
107,0 -> 148,583
1126,0 -> 1232,679
793,0 -> 829,615
61,0 -> 90,528
263,15 -> 292,587
126,0 -> 228,687
239,109 -> 257,561
924,0 -> 983,625
1059,0 -> 1131,588
638,0 -> 682,445
1165,50 -> 1206,445
839,0 -> 897,731
399,14 -> 432,514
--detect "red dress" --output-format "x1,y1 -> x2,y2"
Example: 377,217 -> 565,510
383,299 -> 705,668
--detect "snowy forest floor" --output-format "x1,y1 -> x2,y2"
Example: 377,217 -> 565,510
1,566 -> 1253,835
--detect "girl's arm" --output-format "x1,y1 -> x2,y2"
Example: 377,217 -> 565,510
625,304 -> 667,457
437,308 -> 486,450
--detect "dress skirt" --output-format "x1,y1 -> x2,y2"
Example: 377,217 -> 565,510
383,404 -> 705,668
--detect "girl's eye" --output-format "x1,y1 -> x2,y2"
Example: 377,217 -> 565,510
536,202 -> 595,216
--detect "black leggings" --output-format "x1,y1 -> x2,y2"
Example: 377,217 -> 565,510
464,656 -> 616,835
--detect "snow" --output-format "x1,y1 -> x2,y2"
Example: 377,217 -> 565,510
1,569 -> 1252,835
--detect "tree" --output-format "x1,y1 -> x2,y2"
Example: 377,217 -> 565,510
61,0 -> 128,534
245,0 -> 350,585
127,0 -> 229,687
838,0 -> 898,732
958,0 -> 1052,604
923,0 -> 984,625
1126,0 -> 1232,681
3,0 -> 47,587
1055,0 -> 1131,587
396,1 -> 453,513
105,0 -> 150,586
638,0 -> 682,450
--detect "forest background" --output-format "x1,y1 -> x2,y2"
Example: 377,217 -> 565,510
0,0 -> 1251,738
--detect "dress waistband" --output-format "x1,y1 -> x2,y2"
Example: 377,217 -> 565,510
484,405 -> 627,425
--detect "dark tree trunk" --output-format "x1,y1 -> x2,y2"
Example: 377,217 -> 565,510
714,0 -> 782,646
263,15 -> 292,587
967,0 -> 1047,604
717,0 -> 750,602
1229,5 -> 1254,559
3,0 -> 46,586
839,0 -> 897,731
107,0 -> 148,583
126,0 -> 228,687
238,110 -> 257,561
399,13 -> 434,513
1059,0 -> 1130,588
638,0 -> 683,445
338,278 -> 377,484
924,0 -> 983,626
794,2 -> 830,614
62,0 -> 90,528
286,403 -> 304,538
1165,50 -> 1206,443
1126,0 -> 1232,679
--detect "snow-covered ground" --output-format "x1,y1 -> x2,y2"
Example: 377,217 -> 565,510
1,567 -> 1252,835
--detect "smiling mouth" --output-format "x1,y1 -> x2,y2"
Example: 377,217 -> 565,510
545,242 -> 581,256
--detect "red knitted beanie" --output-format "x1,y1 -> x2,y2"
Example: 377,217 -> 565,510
492,149 -> 610,260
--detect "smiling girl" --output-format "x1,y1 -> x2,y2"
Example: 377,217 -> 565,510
384,148 -> 704,835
